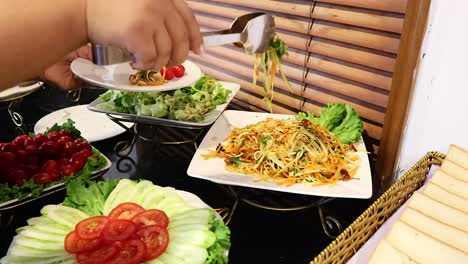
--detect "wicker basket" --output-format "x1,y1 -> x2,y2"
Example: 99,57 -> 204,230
310,151 -> 446,264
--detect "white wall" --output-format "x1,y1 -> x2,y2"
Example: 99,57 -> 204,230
396,0 -> 468,176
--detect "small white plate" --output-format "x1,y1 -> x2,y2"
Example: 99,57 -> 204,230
187,110 -> 373,199
34,104 -> 133,142
71,58 -> 203,92
87,81 -> 241,127
0,82 -> 42,101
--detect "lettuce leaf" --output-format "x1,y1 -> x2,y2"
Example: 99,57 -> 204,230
45,119 -> 81,139
330,105 -> 363,144
204,219 -> 231,264
63,176 -> 118,216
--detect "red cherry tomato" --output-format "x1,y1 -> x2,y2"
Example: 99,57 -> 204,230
108,203 -> 145,220
135,225 -> 169,261
24,164 -> 39,177
15,150 -> 29,162
76,216 -> 109,240
1,143 -> 19,153
162,68 -> 175,80
76,142 -> 92,153
65,231 -> 101,254
23,137 -> 36,148
102,219 -> 137,241
76,243 -> 119,264
38,141 -> 60,159
58,158 -> 69,169
5,169 -> 27,186
34,133 -> 48,147
79,149 -> 93,159
173,65 -> 185,78
132,209 -> 169,228
58,135 -> 73,144
0,152 -> 16,168
61,165 -> 76,176
70,152 -> 88,171
25,145 -> 38,156
63,142 -> 76,157
47,131 -> 61,142
12,135 -> 29,148
32,172 -> 52,185
107,239 -> 147,264
59,130 -> 72,138
41,160 -> 60,180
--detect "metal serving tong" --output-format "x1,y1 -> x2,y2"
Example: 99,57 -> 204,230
92,12 -> 275,65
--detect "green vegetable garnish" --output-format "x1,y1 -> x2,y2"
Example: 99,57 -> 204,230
204,219 -> 231,264
97,76 -> 232,122
45,119 -> 81,138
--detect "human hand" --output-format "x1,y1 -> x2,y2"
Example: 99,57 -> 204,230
86,0 -> 202,71
40,45 -> 91,91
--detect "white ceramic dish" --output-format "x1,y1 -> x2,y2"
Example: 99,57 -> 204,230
87,81 -> 241,127
34,104 -> 133,142
0,82 -> 42,101
71,58 -> 203,92
187,110 -> 373,199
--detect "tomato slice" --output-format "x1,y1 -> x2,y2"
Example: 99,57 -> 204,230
108,202 -> 145,220
135,225 -> 169,260
65,231 -> 101,254
102,219 -> 137,241
76,216 -> 109,240
107,239 -> 147,264
76,243 -> 119,264
132,209 -> 169,228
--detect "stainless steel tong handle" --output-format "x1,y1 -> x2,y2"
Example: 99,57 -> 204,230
201,30 -> 241,48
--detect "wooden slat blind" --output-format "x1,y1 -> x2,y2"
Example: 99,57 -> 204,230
187,0 -> 407,152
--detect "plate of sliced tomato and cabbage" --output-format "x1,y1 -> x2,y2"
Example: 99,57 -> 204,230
1,178 -> 231,264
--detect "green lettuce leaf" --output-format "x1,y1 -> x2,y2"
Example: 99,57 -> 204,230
45,119 -> 81,139
204,219 -> 231,264
330,105 -> 363,144
316,103 -> 347,131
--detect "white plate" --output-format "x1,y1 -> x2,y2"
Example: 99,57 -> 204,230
87,81 -> 241,127
71,58 -> 203,92
187,110 -> 373,199
34,105 -> 133,142
0,82 -> 42,101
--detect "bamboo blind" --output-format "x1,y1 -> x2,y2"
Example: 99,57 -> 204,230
187,0 -> 407,152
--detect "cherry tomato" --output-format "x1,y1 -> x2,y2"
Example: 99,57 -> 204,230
65,231 -> 101,254
173,65 -> 185,78
76,142 -> 92,153
38,141 -> 60,159
7,169 -> 28,187
25,145 -> 38,156
107,239 -> 146,264
61,165 -> 76,176
12,135 -> 29,147
108,203 -> 145,220
15,150 -> 29,162
102,219 -> 137,241
32,172 -> 52,185
47,131 -> 61,142
41,160 -> 60,180
23,137 -> 36,148
0,152 -> 16,168
79,149 -> 93,159
34,133 -> 48,147
24,164 -> 39,177
76,216 -> 109,240
59,130 -> 72,138
58,158 -> 69,169
132,209 -> 169,228
64,142 -> 78,158
161,68 -> 175,80
1,143 -> 19,153
70,152 -> 88,171
135,225 -> 169,261
76,243 -> 119,264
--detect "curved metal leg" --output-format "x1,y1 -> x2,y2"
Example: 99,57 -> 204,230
318,206 -> 342,239
8,100 -> 23,127
66,89 -> 82,103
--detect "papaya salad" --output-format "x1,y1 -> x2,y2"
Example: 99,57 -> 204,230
204,103 -> 364,186
252,34 -> 291,113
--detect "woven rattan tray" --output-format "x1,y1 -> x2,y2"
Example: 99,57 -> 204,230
310,151 -> 446,264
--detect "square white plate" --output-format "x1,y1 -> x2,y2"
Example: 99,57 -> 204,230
187,110 -> 373,199
88,82 -> 240,127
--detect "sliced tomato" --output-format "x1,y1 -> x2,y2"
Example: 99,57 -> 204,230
135,225 -> 169,260
102,219 -> 137,241
108,203 -> 145,220
132,209 -> 169,228
76,216 -> 109,240
65,231 -> 101,254
107,239 -> 147,264
76,243 -> 119,264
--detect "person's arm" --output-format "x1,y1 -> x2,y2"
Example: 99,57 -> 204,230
0,0 -> 87,90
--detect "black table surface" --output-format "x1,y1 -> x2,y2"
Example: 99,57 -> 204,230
0,86 -> 380,264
